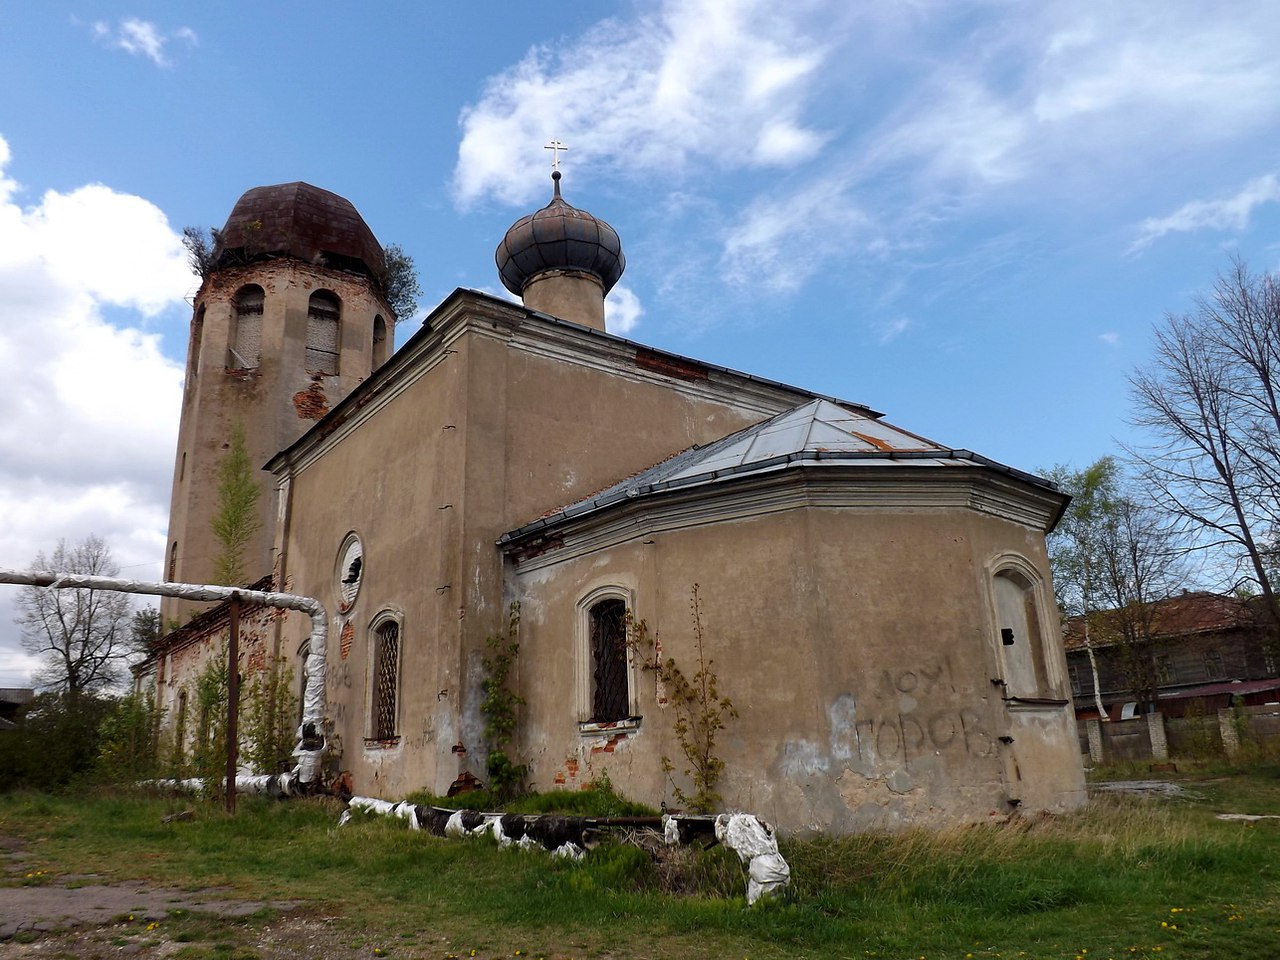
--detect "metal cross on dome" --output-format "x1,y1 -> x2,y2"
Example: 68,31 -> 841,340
545,139 -> 568,172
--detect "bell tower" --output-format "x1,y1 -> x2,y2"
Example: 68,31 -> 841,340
162,182 -> 395,624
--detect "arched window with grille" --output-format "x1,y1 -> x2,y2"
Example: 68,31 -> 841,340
589,599 -> 629,723
306,290 -> 341,374
369,614 -> 401,741
227,284 -> 264,370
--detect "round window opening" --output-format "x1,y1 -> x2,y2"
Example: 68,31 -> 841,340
336,534 -> 363,609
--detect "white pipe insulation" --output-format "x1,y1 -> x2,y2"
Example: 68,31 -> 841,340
0,569 -> 329,783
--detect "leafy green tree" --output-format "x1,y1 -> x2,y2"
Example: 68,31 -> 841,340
241,657 -> 298,775
211,423 -> 262,586
1047,458 -> 1188,712
382,243 -> 423,320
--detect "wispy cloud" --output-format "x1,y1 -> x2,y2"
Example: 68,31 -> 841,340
453,0 -> 831,207
87,17 -> 197,68
1129,174 -> 1280,252
879,317 -> 911,344
1099,331 -> 1120,346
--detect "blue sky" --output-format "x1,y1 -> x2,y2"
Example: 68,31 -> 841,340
3,0 -> 1280,684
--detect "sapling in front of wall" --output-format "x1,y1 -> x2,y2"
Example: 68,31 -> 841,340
481,602 -> 528,799
630,584 -> 738,815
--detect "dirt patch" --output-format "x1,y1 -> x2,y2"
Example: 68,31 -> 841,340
0,835 -> 319,957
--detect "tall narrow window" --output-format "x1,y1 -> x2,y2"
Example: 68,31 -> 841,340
1203,649 -> 1224,680
188,305 -> 205,381
306,290 -> 341,374
175,690 -> 188,758
589,599 -> 630,723
372,315 -> 389,368
228,284 -> 264,370
370,618 -> 401,740
1155,653 -> 1175,684
168,542 -> 178,581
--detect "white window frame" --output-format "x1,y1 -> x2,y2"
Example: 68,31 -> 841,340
575,584 -> 639,734
985,552 -> 1065,697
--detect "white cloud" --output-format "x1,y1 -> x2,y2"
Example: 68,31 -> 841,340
604,285 -> 643,335
86,17 -> 197,68
1099,331 -> 1120,346
453,0 -> 830,207
879,317 -> 911,344
1129,174 -> 1280,252
0,134 -> 190,684
720,174 -> 872,292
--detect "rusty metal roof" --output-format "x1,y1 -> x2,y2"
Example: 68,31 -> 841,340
495,172 -> 624,296
1062,591 -> 1256,651
501,398 -> 1060,544
216,182 -> 385,277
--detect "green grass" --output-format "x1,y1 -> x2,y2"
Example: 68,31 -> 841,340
2,770 -> 1280,960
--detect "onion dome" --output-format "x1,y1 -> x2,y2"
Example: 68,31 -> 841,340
214,182 -> 385,277
495,171 -> 625,297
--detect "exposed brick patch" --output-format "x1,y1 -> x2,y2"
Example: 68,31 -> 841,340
589,732 -> 629,754
293,380 -> 329,420
340,621 -> 354,660
634,347 -> 709,382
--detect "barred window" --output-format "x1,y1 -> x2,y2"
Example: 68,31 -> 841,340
306,290 -> 341,374
589,599 -> 629,723
370,618 -> 401,741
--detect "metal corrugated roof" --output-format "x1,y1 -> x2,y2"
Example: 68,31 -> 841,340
501,398 -> 1058,544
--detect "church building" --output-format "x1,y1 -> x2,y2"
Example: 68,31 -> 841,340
138,171 -> 1085,833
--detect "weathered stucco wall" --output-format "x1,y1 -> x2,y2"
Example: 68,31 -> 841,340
268,300 -> 822,800
163,260 -> 392,626
509,491 -> 1085,833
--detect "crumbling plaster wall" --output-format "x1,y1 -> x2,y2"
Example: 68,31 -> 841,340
150,599 -> 284,762
509,497 -> 1085,834
268,301 -> 824,800
163,260 -> 391,627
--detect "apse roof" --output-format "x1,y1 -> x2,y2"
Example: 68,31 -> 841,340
501,398 -> 1061,543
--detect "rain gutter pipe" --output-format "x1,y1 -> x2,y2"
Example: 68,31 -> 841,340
0,569 -> 329,784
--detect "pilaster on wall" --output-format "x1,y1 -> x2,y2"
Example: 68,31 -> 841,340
1146,711 -> 1169,761
1219,708 -> 1241,757
1086,718 -> 1104,764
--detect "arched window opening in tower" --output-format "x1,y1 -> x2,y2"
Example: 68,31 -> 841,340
373,315 -> 388,368
306,290 -> 341,375
228,284 -> 264,371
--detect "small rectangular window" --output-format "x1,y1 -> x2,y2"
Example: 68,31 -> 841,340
1155,654 -> 1175,684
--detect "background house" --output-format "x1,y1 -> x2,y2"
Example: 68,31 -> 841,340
1064,591 -> 1280,721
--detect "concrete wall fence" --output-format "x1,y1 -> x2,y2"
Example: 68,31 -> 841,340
1082,704 -> 1280,764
